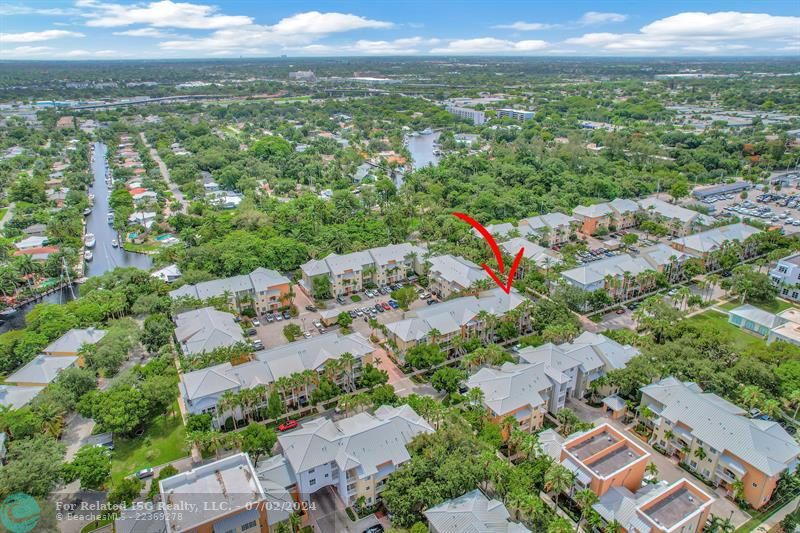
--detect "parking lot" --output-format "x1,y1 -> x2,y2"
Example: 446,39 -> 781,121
249,283 -> 432,350
692,186 -> 800,235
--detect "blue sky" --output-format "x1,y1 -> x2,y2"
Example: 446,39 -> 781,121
1,0 -> 798,59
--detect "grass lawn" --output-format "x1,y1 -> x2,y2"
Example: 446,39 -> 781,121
686,310 -> 766,353
719,298 -> 795,314
109,401 -> 186,484
350,294 -> 362,302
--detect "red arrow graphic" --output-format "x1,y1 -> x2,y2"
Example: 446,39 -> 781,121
453,212 -> 524,294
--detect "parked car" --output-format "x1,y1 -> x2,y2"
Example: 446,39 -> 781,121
135,468 -> 154,479
382,302 -> 391,311
305,305 -> 317,312
282,311 -> 291,320
278,420 -> 298,432
419,292 -> 430,299
252,319 -> 260,327
246,328 -> 257,336
363,525 -> 384,533
426,299 -> 437,305
275,314 -> 283,321
252,341 -> 264,350
336,296 -> 346,305
265,314 -> 274,323
303,331 -> 312,339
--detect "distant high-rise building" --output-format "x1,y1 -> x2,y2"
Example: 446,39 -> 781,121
445,104 -> 486,125
496,108 -> 534,121
289,70 -> 316,82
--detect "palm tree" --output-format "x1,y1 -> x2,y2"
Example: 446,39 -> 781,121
544,463 -> 575,509
693,446 -> 708,462
786,389 -> 800,419
740,385 -> 764,412
604,519 -> 622,533
707,514 -> 735,533
288,512 -> 302,533
574,488 -> 599,532
338,353 -> 356,391
645,462 -> 659,483
730,479 -> 745,502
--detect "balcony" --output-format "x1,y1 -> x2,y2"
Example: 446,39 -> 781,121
714,467 -> 738,484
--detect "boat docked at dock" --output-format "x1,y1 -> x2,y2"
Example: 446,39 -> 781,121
84,233 -> 96,248
84,251 -> 93,261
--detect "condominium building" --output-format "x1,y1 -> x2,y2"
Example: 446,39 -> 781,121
425,489 -> 531,533
300,243 -> 426,298
541,423 -> 651,498
500,237 -> 562,269
466,362 -> 551,433
278,405 -> 433,506
174,307 -> 245,356
572,203 -> 616,235
592,478 -> 714,533
638,198 -> 714,237
496,108 -> 534,121
517,212 -> 578,245
169,267 -> 291,315
384,288 -> 529,354
670,223 -> 761,261
769,251 -> 800,303
445,104 -> 486,125
158,453 -> 270,533
640,377 -> 800,509
179,332 -> 375,425
560,253 -> 656,295
426,254 -> 489,299
518,331 -> 640,402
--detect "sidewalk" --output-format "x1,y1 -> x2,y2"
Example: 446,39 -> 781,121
753,494 -> 799,532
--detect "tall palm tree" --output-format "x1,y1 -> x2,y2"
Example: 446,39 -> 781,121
645,462 -> 659,483
338,353 -> 356,391
693,446 -> 708,462
544,463 -> 575,509
574,488 -> 599,532
604,519 -> 623,533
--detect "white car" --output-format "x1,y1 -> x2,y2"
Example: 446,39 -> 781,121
303,331 -> 312,338
252,319 -> 260,326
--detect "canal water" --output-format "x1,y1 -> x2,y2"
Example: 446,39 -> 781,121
405,131 -> 441,170
0,142 -> 152,332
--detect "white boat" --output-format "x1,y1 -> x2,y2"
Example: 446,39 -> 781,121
84,233 -> 96,248
111,239 -> 118,248
83,207 -> 92,216
422,128 -> 433,135
84,251 -> 93,261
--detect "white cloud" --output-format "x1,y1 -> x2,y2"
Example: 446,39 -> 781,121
565,11 -> 800,54
430,37 -> 549,54
0,4 -> 81,16
78,0 -> 253,29
579,12 -> 628,25
492,21 -> 557,31
113,27 -> 183,38
268,11 -> 392,35
0,30 -> 85,43
0,46 -> 53,57
61,49 -> 120,57
160,11 -> 394,53
345,37 -> 439,55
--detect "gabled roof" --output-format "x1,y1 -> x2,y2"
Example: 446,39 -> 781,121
300,243 -> 427,277
424,489 -> 530,533
573,202 -> 614,219
671,223 -> 761,254
641,377 -> 800,476
729,304 -> 782,329
638,197 -> 712,225
474,223 -> 514,239
43,328 -> 106,354
180,362 -> 242,401
278,404 -> 432,477
385,288 -> 525,343
174,307 -> 244,356
5,354 -> 77,385
169,267 -> 289,300
500,238 -> 562,267
609,198 -> 641,215
427,254 -> 488,289
640,243 -> 694,269
466,362 -> 549,416
567,331 -> 640,371
561,253 -> 653,287
255,332 -> 374,380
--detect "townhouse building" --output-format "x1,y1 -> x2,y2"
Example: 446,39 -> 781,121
518,331 -> 640,402
517,212 -> 578,246
425,489 -> 531,533
426,254 -> 489,299
174,307 -> 245,357
609,198 -> 642,230
572,203 -> 615,235
670,223 -> 761,265
278,405 -> 433,507
169,267 -> 291,315
179,332 -> 376,426
500,237 -> 562,271
560,253 -> 656,298
769,251 -> 800,303
384,288 -> 529,354
638,198 -> 714,237
300,243 -> 426,298
466,362 -> 551,433
640,377 -> 800,509
592,478 -> 714,533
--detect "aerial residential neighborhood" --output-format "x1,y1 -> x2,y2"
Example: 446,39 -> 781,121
1,2 -> 800,533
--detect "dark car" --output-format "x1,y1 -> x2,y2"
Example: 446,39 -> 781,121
282,311 -> 291,320
246,328 -> 257,336
305,305 -> 317,312
336,296 -> 346,305
375,304 -> 384,313
426,299 -> 437,305
458,383 -> 468,394
363,526 -> 384,533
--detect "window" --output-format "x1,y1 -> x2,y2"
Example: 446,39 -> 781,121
753,482 -> 758,488
242,520 -> 258,531
309,479 -> 316,486
308,468 -> 315,474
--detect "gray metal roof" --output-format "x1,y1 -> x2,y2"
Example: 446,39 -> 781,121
500,238 -> 562,267
300,243 -> 426,278
43,328 -> 107,354
427,254 -> 488,290
671,223 -> 761,254
0,385 -> 44,409
174,307 -> 245,356
729,304 -> 782,329
6,354 -> 78,385
561,253 -> 653,287
278,405 -> 432,477
424,489 -> 530,533
638,197 -> 712,225
255,331 -> 374,380
573,202 -> 614,219
169,267 -> 289,300
641,377 -> 800,476
466,362 -> 549,416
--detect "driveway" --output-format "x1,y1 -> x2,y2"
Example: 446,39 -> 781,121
308,486 -> 350,533
565,399 -> 751,527
62,413 -> 96,461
